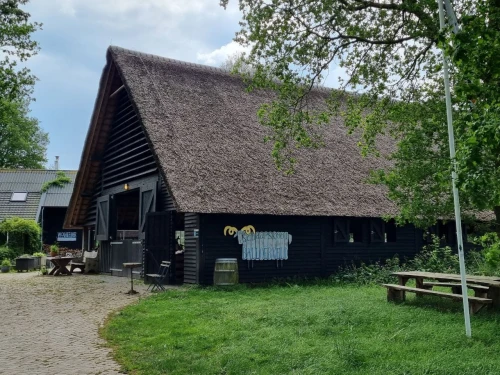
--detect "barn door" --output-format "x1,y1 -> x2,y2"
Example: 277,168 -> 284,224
370,219 -> 385,243
96,195 -> 110,241
144,212 -> 173,283
139,182 -> 157,239
334,219 -> 349,243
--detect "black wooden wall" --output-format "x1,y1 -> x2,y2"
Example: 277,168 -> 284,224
85,88 -> 158,226
159,177 -> 176,212
190,213 -> 423,285
184,213 -> 200,284
42,207 -> 83,249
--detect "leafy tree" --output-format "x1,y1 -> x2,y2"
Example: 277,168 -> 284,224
0,0 -> 41,102
0,99 -> 48,168
0,1 -> 46,168
220,52 -> 256,75
222,0 -> 500,229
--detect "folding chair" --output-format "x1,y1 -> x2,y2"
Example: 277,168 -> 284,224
146,261 -> 171,292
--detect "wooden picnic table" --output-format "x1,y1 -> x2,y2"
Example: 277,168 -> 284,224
47,256 -> 73,276
391,271 -> 500,310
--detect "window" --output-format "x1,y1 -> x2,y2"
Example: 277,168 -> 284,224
385,219 -> 397,243
175,230 -> 185,250
349,219 -> 364,243
10,192 -> 27,202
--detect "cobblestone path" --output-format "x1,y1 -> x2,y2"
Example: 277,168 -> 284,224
0,271 -> 149,375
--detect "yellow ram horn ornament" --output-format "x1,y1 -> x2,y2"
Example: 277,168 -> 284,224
224,226 -> 238,236
241,225 -> 256,234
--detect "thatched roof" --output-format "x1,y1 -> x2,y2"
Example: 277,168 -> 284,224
112,46 -> 397,216
67,46 -> 399,227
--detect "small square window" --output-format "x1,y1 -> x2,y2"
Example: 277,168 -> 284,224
385,219 -> 397,242
10,192 -> 27,201
349,219 -> 364,243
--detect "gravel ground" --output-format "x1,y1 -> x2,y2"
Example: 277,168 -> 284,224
0,271 -> 152,375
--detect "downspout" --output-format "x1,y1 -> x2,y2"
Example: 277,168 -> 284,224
40,207 -> 44,252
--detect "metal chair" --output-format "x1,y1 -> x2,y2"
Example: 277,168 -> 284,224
146,261 -> 171,292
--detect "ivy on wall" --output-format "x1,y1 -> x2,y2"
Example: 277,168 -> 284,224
41,171 -> 71,193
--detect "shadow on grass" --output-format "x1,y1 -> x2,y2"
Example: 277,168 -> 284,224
395,294 -> 499,321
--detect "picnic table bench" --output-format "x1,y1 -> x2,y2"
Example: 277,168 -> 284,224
382,284 -> 492,314
382,271 -> 500,314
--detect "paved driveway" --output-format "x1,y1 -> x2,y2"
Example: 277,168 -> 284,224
0,271 -> 149,375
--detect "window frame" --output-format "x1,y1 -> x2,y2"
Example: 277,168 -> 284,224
10,192 -> 28,202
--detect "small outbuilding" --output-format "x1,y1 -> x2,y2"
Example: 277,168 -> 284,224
64,46 -> 460,284
0,168 -> 82,250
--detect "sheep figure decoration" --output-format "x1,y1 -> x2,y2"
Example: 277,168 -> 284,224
224,225 -> 292,261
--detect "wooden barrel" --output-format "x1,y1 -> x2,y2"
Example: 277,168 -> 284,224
213,258 -> 239,285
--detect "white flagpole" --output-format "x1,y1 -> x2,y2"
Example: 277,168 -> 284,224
437,0 -> 472,337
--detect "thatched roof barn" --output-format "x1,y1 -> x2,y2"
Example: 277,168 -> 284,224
64,47 -> 447,284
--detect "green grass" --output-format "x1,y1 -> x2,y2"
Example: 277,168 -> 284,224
102,284 -> 500,375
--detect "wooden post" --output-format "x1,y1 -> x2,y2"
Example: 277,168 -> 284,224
415,277 -> 424,298
398,276 -> 409,286
387,288 -> 405,302
487,286 -> 500,310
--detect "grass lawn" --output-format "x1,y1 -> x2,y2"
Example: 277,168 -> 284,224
102,284 -> 500,375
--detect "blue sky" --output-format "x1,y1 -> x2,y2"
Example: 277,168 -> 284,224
23,1 -> 342,170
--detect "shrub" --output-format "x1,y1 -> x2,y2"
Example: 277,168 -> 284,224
407,235 -> 459,273
332,235 -> 468,285
468,232 -> 500,276
0,246 -> 16,261
32,252 -> 45,257
0,217 -> 41,256
1,259 -> 12,267
331,255 -> 404,285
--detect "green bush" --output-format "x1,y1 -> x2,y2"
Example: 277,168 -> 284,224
468,232 -> 500,276
331,255 -> 404,285
332,235 -> 480,285
1,259 -> 12,267
407,235 -> 459,273
32,252 -> 45,257
0,246 -> 16,261
0,217 -> 41,256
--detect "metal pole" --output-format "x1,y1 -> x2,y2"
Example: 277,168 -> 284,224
437,0 -> 471,337
40,207 -> 44,252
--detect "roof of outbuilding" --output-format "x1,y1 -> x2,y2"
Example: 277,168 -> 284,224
0,170 -> 77,221
106,46 -> 396,217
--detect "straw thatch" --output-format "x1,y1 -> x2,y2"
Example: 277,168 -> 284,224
66,46 -> 401,227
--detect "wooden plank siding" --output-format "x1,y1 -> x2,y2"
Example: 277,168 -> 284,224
199,214 -> 323,284
159,177 -> 176,212
197,213 -> 422,285
184,213 -> 200,284
84,87 -> 158,225
325,218 -> 423,271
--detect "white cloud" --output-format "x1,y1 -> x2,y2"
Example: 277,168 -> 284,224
197,41 -> 250,66
20,0 -> 244,168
